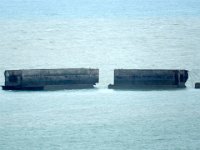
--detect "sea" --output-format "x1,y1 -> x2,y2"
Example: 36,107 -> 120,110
0,0 -> 200,149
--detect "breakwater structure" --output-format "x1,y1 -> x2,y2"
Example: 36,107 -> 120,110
195,83 -> 200,89
108,69 -> 189,89
2,68 -> 99,90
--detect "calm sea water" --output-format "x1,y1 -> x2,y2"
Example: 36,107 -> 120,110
0,0 -> 200,149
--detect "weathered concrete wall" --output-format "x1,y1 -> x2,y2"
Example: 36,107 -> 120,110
110,69 -> 188,88
114,69 -> 176,85
4,70 -> 22,87
4,68 -> 99,89
195,83 -> 200,89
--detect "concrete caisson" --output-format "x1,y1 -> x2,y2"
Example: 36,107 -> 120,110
108,69 -> 188,89
2,68 -> 99,90
195,83 -> 200,89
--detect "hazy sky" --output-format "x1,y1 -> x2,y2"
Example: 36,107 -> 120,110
0,0 -> 200,19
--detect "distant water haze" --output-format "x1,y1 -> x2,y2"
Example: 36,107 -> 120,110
0,0 -> 200,19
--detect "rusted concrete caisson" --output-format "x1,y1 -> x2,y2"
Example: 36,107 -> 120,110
2,68 -> 99,90
108,69 -> 188,89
